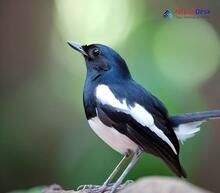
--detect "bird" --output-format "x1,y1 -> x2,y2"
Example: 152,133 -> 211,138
67,41 -> 220,193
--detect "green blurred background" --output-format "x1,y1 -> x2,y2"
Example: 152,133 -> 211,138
1,0 -> 220,193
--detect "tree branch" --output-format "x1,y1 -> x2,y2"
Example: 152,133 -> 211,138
42,177 -> 212,193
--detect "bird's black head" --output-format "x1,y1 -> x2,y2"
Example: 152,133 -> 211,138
68,41 -> 131,81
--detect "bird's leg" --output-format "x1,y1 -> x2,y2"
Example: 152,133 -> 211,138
77,152 -> 131,193
103,152 -> 131,186
94,152 -> 131,193
109,147 -> 143,193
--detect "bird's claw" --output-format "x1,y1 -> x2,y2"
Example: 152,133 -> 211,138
77,184 -> 100,191
77,180 -> 133,193
77,184 -> 110,192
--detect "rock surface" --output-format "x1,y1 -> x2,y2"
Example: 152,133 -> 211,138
42,177 -> 212,193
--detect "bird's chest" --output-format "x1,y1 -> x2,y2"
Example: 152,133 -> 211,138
88,116 -> 138,154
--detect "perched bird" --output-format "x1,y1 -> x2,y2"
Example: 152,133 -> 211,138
68,41 -> 220,193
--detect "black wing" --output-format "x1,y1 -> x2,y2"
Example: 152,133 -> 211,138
96,81 -> 186,177
105,80 -> 180,153
97,104 -> 186,177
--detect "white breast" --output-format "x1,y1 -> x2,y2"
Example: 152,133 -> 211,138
88,116 -> 138,154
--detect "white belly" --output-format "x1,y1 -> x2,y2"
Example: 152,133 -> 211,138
88,117 -> 138,154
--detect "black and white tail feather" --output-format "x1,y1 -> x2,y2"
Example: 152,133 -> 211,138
170,110 -> 220,143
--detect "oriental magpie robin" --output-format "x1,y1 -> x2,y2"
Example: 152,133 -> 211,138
68,41 -> 220,193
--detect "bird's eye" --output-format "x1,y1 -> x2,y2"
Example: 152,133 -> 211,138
92,48 -> 100,57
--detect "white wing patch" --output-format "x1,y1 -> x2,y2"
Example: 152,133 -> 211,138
174,121 -> 204,143
96,84 -> 177,154
96,84 -> 127,110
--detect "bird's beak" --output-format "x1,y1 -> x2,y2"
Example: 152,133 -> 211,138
67,41 -> 88,57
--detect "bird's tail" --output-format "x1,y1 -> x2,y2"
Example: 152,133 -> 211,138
169,110 -> 220,143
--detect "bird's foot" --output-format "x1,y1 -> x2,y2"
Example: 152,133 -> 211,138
77,184 -> 100,192
77,180 -> 133,193
77,184 -> 111,193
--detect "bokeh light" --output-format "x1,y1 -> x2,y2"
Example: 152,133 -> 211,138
54,0 -> 142,46
154,19 -> 220,87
